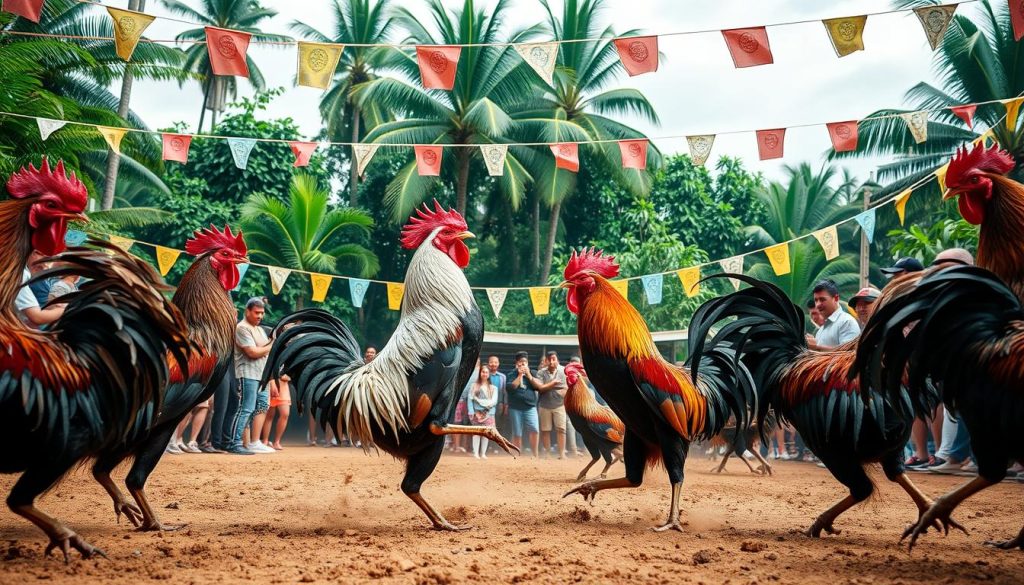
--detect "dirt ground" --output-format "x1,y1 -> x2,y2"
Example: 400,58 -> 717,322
0,447 -> 1021,585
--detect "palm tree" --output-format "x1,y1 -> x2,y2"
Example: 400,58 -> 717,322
747,239 -> 861,306
353,0 -> 545,220
160,0 -> 291,132
241,174 -> 379,307
290,0 -> 397,206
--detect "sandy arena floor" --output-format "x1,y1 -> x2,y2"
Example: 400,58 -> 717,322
0,446 -> 1021,584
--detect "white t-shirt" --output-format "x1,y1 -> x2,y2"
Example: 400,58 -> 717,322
15,268 -> 38,312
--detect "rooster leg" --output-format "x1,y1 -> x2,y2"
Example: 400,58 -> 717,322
711,450 -> 732,474
576,457 -> 600,482
750,449 -> 773,476
92,455 -> 143,527
805,495 -> 857,538
893,473 -> 967,538
126,426 -> 186,532
8,466 -> 105,562
598,453 -> 617,479
563,477 -> 637,504
429,423 -> 519,456
407,492 -> 470,532
739,451 -> 759,474
904,476 -> 993,551
404,439 -> 469,531
985,525 -> 1024,550
653,482 -> 684,533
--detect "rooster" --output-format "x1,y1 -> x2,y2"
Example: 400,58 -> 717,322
563,362 -> 624,482
264,202 -> 517,531
559,249 -> 756,532
709,412 -> 777,476
90,225 -> 247,531
0,159 -> 190,560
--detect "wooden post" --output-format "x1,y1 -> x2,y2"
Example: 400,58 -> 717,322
859,172 -> 873,288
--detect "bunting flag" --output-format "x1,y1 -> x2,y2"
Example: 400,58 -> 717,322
108,235 -> 134,252
951,104 -> 976,129
913,5 -> 956,50
822,15 -> 866,58
686,135 -> 715,167
529,287 -> 551,315
854,209 -> 876,243
765,243 -> 791,276
1013,0 -> 1024,42
641,273 -> 663,305
107,7 -> 155,62
935,162 -> 949,191
353,144 -> 379,177
756,128 -> 785,160
205,27 -> 252,77
414,145 -> 443,176
289,141 -> 317,167
232,263 -> 250,292
900,111 -> 928,144
618,139 -> 648,170
551,143 -> 579,172
486,288 -> 508,318
349,278 -> 369,308
311,273 -> 332,303
268,266 -> 290,295
162,133 -> 192,163
387,282 -> 405,311
718,256 -> 744,291
479,144 -> 507,177
609,279 -> 628,299
613,36 -> 659,76
812,225 -> 840,260
514,42 -> 558,84
722,27 -> 773,68
416,46 -> 460,90
36,118 -> 65,141
1004,97 -> 1023,133
2,0 -> 43,22
826,121 -> 858,152
64,229 -> 88,247
894,189 -> 912,226
297,42 -> 343,90
155,246 -> 181,276
677,266 -> 700,298
227,137 -> 257,170
98,126 -> 127,154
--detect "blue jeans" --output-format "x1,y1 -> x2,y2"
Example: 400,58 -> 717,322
210,369 -> 234,449
228,377 -> 259,450
509,407 -> 539,438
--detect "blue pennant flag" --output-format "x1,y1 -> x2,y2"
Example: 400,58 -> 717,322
641,273 -> 663,305
349,278 -> 369,308
65,229 -> 88,246
232,263 -> 250,292
854,209 -> 876,243
227,137 -> 257,170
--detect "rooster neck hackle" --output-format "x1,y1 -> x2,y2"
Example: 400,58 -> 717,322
0,200 -> 35,325
172,257 -> 235,357
978,175 -> 1024,302
577,277 -> 659,361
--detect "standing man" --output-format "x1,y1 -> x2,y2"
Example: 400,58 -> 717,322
805,279 -> 860,351
506,352 -> 540,457
847,286 -> 881,328
535,351 -> 568,459
227,297 -> 273,455
880,256 -> 924,279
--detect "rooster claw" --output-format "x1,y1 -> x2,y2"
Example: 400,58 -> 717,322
804,520 -> 840,538
485,428 -> 519,457
903,501 -> 967,551
653,520 -> 684,533
432,522 -> 472,532
563,481 -> 599,505
45,532 -> 106,563
114,501 -> 143,528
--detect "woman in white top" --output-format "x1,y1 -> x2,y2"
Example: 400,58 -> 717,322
467,365 -> 498,459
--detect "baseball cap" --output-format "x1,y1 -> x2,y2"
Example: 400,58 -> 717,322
880,257 -> 924,275
848,287 -> 881,309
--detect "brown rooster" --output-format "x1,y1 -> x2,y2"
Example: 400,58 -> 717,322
563,362 -> 624,482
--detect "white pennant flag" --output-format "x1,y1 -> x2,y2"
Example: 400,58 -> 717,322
718,256 -> 744,291
486,288 -> 508,318
37,118 -> 66,141
353,144 -> 379,178
268,266 -> 291,295
514,42 -> 558,85
687,135 -> 715,166
479,144 -> 507,177
900,111 -> 928,144
227,137 -> 257,170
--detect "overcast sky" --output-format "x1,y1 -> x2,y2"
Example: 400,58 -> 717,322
121,0 -> 960,185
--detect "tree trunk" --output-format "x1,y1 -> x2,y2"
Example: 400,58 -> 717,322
456,147 -> 470,216
349,108 -> 361,207
539,200 -> 561,283
101,0 -> 145,211
198,77 -> 211,133
530,193 -> 540,280
502,196 -> 520,282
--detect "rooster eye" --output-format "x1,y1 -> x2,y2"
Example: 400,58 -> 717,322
970,176 -> 980,184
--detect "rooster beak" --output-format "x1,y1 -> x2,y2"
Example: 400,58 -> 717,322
457,231 -> 475,240
62,212 -> 89,224
941,188 -> 955,200
557,280 -> 570,289
236,256 -> 251,264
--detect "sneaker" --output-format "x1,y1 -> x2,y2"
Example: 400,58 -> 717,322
255,442 -> 276,453
165,441 -> 183,455
908,456 -> 935,471
226,447 -> 254,455
928,459 -> 962,474
182,441 -> 202,454
904,455 -> 927,467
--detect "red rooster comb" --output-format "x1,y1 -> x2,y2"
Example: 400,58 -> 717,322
5,158 -> 88,211
185,224 -> 247,257
564,362 -> 585,384
400,200 -> 467,250
564,248 -> 620,280
946,142 -> 1015,187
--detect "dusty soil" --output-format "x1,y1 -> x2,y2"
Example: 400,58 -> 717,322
0,447 -> 1021,584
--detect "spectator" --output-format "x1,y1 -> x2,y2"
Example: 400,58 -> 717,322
847,286 -> 881,328
506,351 -> 540,457
805,279 -> 859,351
486,355 -> 507,453
26,250 -> 52,305
880,256 -> 924,280
449,359 -> 478,454
226,297 -> 273,455
47,273 -> 79,302
364,346 -> 377,362
535,351 -> 569,459
260,374 -> 290,450
243,321 -> 276,454
468,365 -> 498,459
806,300 -> 825,329
16,262 -> 63,328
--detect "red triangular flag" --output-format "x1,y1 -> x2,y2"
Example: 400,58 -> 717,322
289,141 -> 317,167
2,0 -> 43,22
161,133 -> 192,163
414,145 -> 443,176
722,27 -> 774,68
1011,0 -> 1024,41
951,104 -> 976,129
613,36 -> 658,77
205,27 -> 252,77
618,139 -> 648,170
416,46 -> 461,90
825,121 -> 858,153
756,129 -> 786,160
550,143 -> 579,172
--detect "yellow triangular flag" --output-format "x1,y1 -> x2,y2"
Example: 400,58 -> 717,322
529,287 -> 551,315
108,235 -> 134,252
765,243 -> 791,275
297,42 -> 344,90
268,266 -> 291,295
812,226 -> 841,260
935,163 -> 949,191
1004,97 -> 1023,133
822,16 -> 866,58
677,267 -> 700,297
155,245 -> 180,276
894,189 -> 912,226
310,273 -> 332,302
107,7 -> 155,61
609,279 -> 628,299
98,126 -> 127,154
387,282 -> 405,311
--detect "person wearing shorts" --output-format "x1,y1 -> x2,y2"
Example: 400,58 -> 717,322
506,352 -> 540,457
260,374 -> 291,450
535,351 -> 568,459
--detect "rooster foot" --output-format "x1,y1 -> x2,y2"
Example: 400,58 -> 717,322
432,521 -> 473,532
598,473 -> 608,479
653,519 -> 684,533
485,428 -> 519,457
984,535 -> 1024,550
45,532 -> 107,563
918,504 -> 967,539
903,499 -> 967,551
113,500 -> 143,528
709,466 -> 724,474
563,481 -> 600,505
575,473 -> 588,483
137,521 -> 187,532
805,519 -> 840,538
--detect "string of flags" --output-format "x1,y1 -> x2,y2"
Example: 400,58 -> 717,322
8,1 -> 1022,90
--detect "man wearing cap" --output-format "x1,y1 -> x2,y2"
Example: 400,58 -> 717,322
881,256 -> 925,279
848,286 -> 881,328
226,297 -> 274,455
805,279 -> 860,351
